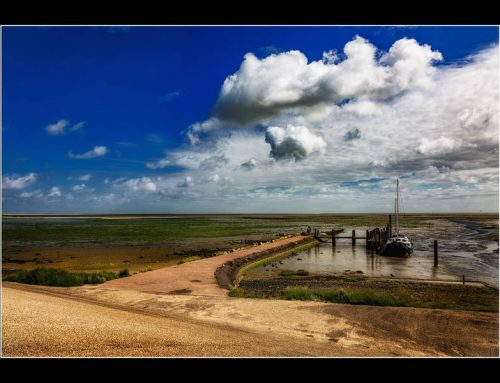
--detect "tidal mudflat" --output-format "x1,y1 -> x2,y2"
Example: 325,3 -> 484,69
246,220 -> 499,288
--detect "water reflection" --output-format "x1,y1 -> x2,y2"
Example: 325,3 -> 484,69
259,227 -> 499,288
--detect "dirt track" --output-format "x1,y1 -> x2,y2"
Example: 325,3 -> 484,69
101,235 -> 306,296
2,282 -> 498,357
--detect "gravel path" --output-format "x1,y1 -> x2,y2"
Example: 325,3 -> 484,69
102,235 -> 306,296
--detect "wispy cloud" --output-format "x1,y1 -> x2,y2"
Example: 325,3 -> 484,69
68,174 -> 92,181
146,133 -> 166,145
70,121 -> 86,132
45,119 -> 86,135
260,45 -> 282,55
2,173 -> 37,189
20,189 -> 44,199
158,89 -> 181,103
146,158 -> 170,169
68,146 -> 108,159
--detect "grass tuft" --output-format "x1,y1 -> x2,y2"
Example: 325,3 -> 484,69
118,268 -> 130,278
228,287 -> 245,297
4,268 -> 119,287
283,287 -> 315,300
255,286 -> 407,307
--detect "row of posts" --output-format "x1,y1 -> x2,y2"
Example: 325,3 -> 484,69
314,223 -> 440,267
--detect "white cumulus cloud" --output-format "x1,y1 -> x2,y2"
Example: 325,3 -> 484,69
48,186 -> 62,197
187,35 -> 443,142
72,184 -> 87,193
124,177 -> 157,192
417,136 -> 463,155
46,120 -> 69,135
265,125 -> 327,160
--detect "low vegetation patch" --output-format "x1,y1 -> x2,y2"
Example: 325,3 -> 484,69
283,287 -> 315,300
178,256 -> 202,264
264,286 -> 407,306
4,267 -> 131,287
228,287 -> 245,297
233,279 -> 498,312
118,268 -> 130,277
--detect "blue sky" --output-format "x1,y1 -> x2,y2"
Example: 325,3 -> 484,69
2,26 -> 499,213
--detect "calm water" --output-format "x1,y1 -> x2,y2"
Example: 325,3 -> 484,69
258,225 -> 499,288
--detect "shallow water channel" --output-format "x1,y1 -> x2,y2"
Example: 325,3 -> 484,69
253,223 -> 499,288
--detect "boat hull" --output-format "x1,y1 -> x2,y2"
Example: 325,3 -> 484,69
380,242 -> 412,257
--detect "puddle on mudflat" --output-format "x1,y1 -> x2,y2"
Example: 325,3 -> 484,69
251,224 -> 499,288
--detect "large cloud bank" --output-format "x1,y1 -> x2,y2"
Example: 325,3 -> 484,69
140,36 -> 499,212
189,36 -> 443,137
6,35 -> 499,213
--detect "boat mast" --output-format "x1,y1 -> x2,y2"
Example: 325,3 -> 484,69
396,178 -> 400,235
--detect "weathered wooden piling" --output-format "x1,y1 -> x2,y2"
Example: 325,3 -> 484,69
332,229 -> 336,246
463,275 -> 465,286
389,214 -> 392,238
434,240 -> 438,266
365,230 -> 369,249
352,230 -> 356,246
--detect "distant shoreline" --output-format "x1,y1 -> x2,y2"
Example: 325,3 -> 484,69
3,212 -> 499,219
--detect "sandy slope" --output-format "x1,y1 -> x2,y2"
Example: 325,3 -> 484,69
101,235 -> 306,296
1,284 -> 367,357
3,283 -> 498,357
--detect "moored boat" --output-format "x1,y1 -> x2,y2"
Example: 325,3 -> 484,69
381,179 -> 413,257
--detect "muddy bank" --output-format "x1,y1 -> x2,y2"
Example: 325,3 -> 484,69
215,237 -> 317,289
448,218 -> 499,241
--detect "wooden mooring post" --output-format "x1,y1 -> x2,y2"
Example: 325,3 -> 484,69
388,214 -> 392,238
331,229 -> 336,246
352,230 -> 356,246
434,240 -> 438,266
